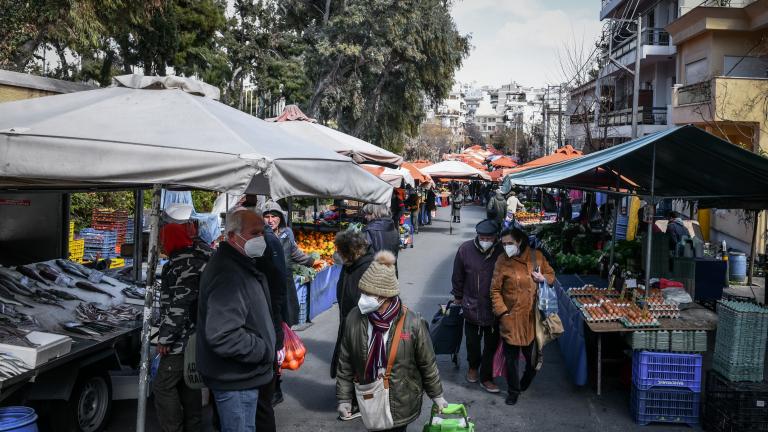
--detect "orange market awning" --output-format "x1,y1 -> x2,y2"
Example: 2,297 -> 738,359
506,145 -> 583,173
490,156 -> 517,168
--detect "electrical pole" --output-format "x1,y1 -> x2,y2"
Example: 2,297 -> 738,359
631,15 -> 642,139
557,85 -> 563,147
543,87 -> 549,156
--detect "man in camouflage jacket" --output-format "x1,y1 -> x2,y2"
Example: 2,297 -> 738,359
154,222 -> 212,432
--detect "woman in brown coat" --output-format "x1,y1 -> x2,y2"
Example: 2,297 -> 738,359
490,227 -> 555,405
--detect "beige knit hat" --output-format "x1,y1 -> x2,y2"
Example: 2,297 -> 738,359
358,250 -> 399,298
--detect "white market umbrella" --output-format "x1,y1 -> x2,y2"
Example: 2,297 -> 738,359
271,107 -> 404,167
0,75 -> 392,204
421,160 -> 492,181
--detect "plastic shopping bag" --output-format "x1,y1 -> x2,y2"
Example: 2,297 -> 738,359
281,322 -> 306,371
492,340 -> 507,379
537,282 -> 559,315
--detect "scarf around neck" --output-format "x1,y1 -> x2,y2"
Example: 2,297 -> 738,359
364,296 -> 402,383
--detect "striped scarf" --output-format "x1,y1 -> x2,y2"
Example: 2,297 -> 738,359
364,296 -> 402,383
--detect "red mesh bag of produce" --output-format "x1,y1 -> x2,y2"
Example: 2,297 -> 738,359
281,322 -> 306,371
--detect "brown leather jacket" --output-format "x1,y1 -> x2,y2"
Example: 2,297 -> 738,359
490,248 -> 555,346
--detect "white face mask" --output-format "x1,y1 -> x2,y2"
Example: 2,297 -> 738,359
479,240 -> 494,251
237,234 -> 267,258
504,244 -> 520,257
358,293 -> 384,314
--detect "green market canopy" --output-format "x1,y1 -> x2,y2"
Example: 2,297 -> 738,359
503,125 -> 768,210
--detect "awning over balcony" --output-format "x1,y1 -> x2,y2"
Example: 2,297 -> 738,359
503,125 -> 768,209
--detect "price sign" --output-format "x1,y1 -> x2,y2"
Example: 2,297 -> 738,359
88,271 -> 104,284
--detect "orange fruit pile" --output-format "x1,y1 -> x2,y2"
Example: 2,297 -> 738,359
295,230 -> 336,261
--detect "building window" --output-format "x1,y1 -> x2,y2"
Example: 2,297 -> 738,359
685,58 -> 709,85
724,55 -> 768,78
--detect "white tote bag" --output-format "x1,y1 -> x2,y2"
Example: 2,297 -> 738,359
354,308 -> 407,431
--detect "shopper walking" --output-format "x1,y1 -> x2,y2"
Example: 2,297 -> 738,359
362,203 -> 400,259
451,220 -> 502,393
154,222 -> 212,432
491,227 -> 554,405
330,229 -> 375,376
405,187 -> 421,234
451,188 -> 464,223
197,209 -> 276,432
425,188 -> 437,225
505,192 -> 525,215
336,250 -> 448,431
487,190 -> 507,227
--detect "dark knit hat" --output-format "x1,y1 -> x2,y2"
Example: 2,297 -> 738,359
475,219 -> 499,236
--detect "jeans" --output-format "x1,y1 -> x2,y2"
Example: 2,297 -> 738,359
213,388 -> 260,432
153,354 -> 201,432
409,210 -> 419,233
504,341 -> 537,396
255,373 -> 277,432
464,322 -> 500,383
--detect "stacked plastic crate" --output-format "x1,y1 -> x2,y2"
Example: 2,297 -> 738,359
705,300 -> 768,431
92,208 -> 129,255
80,228 -> 118,261
68,221 -> 85,263
631,350 -> 703,426
704,370 -> 768,432
713,300 -> 768,383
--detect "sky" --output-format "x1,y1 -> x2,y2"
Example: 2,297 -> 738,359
451,0 -> 604,88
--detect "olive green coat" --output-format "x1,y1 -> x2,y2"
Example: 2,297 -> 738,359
336,306 -> 443,428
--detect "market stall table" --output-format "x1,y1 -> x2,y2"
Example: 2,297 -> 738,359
587,302 -> 717,396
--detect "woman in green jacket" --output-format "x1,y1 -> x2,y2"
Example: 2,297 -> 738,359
335,250 -> 448,431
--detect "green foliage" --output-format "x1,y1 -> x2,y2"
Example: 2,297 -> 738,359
191,190 -> 216,212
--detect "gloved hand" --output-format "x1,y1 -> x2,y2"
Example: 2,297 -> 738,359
432,396 -> 449,413
337,401 -> 352,419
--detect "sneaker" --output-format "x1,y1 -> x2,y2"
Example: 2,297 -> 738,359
465,369 -> 479,383
480,380 -> 500,393
505,393 -> 519,406
339,407 -> 362,421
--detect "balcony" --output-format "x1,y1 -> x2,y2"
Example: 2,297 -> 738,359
676,81 -> 711,106
602,28 -> 675,77
570,112 -> 595,125
599,107 -> 668,127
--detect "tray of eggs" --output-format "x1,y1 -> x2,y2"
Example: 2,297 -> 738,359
568,285 -> 620,298
582,301 -> 632,322
620,309 -> 660,328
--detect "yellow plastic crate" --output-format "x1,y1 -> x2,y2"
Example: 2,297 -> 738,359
68,221 -> 76,241
68,239 -> 85,263
109,258 -> 125,269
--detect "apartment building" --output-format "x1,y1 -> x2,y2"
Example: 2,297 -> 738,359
668,0 -> 767,253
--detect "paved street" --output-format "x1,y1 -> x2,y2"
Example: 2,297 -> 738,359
112,205 -> 692,432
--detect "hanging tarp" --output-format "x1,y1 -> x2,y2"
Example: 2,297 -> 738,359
503,125 -> 768,209
0,75 -> 392,204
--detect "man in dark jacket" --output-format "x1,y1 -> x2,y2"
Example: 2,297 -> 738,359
451,219 -> 502,393
198,209 -> 275,432
362,203 -> 400,259
487,190 -> 507,227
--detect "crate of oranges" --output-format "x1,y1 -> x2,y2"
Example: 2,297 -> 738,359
295,230 -> 336,265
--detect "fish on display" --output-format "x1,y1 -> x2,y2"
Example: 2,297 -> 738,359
121,287 -> 145,300
74,281 -> 115,298
30,293 -> 65,309
15,266 -> 50,286
0,274 -> 34,297
0,353 -> 31,378
61,321 -> 102,337
45,288 -> 83,302
0,283 -> 33,308
54,259 -> 89,278
0,267 -> 36,288
0,326 -> 36,348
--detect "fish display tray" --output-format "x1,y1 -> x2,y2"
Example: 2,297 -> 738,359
630,385 -> 700,426
633,351 -> 702,392
0,331 -> 72,369
704,370 -> 768,432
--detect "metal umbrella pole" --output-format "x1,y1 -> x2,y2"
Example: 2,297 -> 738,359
609,170 -> 622,269
643,144 -> 657,291
136,184 -> 164,432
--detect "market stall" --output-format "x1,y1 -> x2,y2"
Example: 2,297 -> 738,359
0,74 -> 395,430
504,124 -> 768,414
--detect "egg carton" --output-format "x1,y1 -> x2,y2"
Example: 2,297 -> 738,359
621,316 -> 661,328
